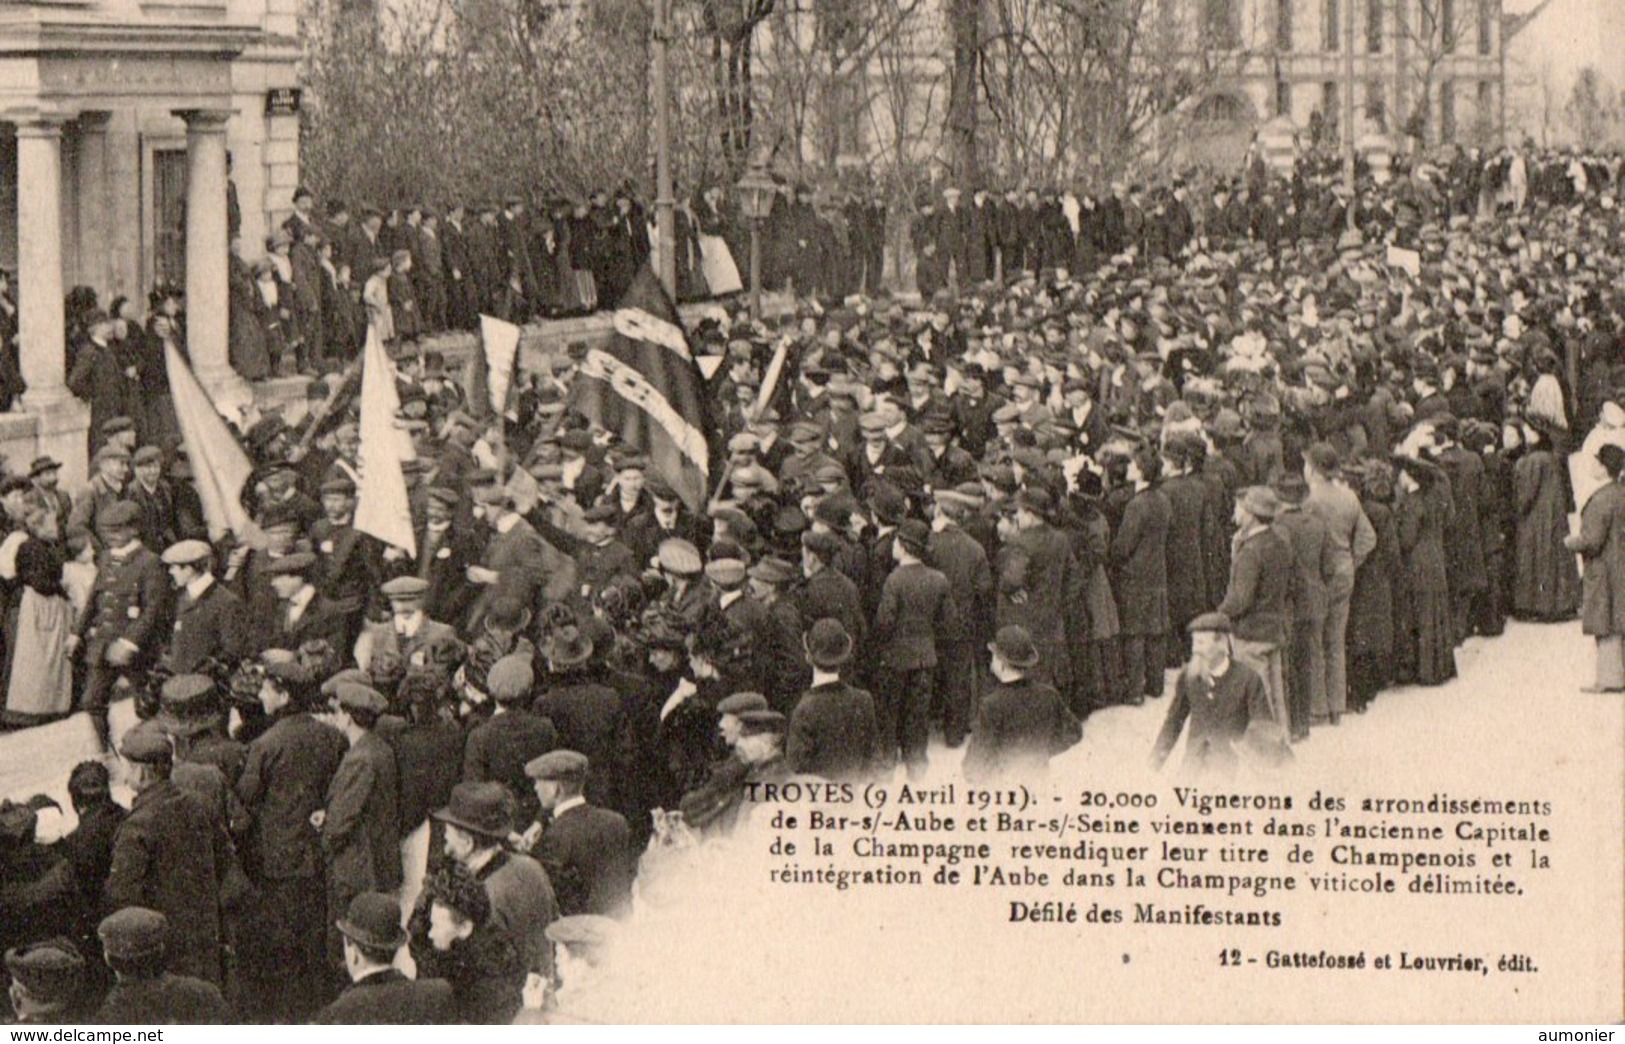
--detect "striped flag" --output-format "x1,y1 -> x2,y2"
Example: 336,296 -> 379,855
569,266 -> 711,512
353,326 -> 417,557
164,342 -> 264,546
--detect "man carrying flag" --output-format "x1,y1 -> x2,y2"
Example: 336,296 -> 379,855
568,266 -> 714,514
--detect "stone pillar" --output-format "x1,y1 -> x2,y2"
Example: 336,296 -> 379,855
73,111 -> 112,297
15,114 -> 91,485
173,108 -> 250,411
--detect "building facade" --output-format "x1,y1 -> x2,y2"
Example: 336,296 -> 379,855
0,0 -> 299,482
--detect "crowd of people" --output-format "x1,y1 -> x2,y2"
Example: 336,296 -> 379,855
1,137 -> 1624,1025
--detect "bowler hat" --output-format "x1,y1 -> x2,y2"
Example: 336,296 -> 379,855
989,625 -> 1041,670
896,519 -> 931,558
336,892 -> 407,951
1269,470 -> 1310,503
543,626 -> 594,670
27,456 -> 62,479
432,781 -> 514,840
802,618 -> 853,669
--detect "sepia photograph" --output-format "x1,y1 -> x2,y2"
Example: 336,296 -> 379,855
0,0 -> 1620,1024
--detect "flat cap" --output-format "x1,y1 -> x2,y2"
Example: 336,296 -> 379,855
380,575 -> 430,600
1238,486 -> 1280,520
544,914 -> 618,951
132,445 -> 164,467
98,908 -> 168,961
320,474 -> 356,496
263,551 -> 318,576
101,416 -> 135,436
159,673 -> 216,712
716,691 -> 769,716
737,709 -> 787,736
487,653 -> 535,703
427,485 -> 461,509
1186,611 -> 1233,634
525,748 -> 589,782
160,540 -> 213,567
118,723 -> 173,764
5,938 -> 85,999
747,556 -> 796,585
704,557 -> 748,588
332,681 -> 388,714
657,538 -> 703,575
101,501 -> 141,530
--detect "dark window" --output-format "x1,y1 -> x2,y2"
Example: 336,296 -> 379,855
1276,0 -> 1294,50
153,148 -> 188,290
1478,0 -> 1494,53
1367,0 -> 1383,51
1205,0 -> 1242,48
1276,78 -> 1294,117
1324,0 -> 1341,50
1441,0 -> 1456,49
0,128 -> 15,271
1440,80 -> 1457,140
1366,80 -> 1387,131
1477,79 -> 1495,137
1323,81 -> 1340,137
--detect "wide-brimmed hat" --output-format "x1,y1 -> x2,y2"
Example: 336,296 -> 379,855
544,625 -> 594,669
432,781 -> 514,840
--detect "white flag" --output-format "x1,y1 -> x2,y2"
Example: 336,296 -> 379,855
353,326 -> 417,557
480,314 -> 522,416
164,343 -> 263,545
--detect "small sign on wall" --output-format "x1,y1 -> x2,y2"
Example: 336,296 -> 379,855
265,88 -> 302,117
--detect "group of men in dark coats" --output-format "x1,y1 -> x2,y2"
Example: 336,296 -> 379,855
2,138 -> 1625,1023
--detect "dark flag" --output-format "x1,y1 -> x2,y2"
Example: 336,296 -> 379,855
569,265 -> 712,512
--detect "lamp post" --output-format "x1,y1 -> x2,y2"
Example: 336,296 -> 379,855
737,163 -> 776,319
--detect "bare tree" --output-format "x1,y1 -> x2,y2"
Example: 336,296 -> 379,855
1395,0 -> 1470,147
1564,65 -> 1620,149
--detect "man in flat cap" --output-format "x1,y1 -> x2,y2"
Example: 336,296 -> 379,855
234,652 -> 348,1020
128,445 -> 178,553
4,938 -> 87,1023
524,751 -> 632,918
873,519 -> 962,777
66,442 -> 130,551
73,500 -> 170,751
262,552 -> 352,657
95,908 -> 230,1024
963,625 -> 1081,783
463,653 -> 557,827
368,576 -> 458,695
107,727 -> 231,987
311,473 -> 384,656
314,892 -> 454,1024
1216,487 -> 1293,734
1150,612 -> 1277,778
159,540 -> 249,677
318,683 -> 402,967
418,484 -> 483,630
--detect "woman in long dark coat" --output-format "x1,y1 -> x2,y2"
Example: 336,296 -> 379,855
1394,455 -> 1457,686
1348,461 -> 1400,712
1512,419 -> 1580,620
1564,443 -> 1625,691
1110,446 -> 1172,703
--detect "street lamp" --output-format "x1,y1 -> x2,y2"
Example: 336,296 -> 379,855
737,163 -> 777,319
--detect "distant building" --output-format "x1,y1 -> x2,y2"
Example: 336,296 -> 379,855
0,0 -> 299,481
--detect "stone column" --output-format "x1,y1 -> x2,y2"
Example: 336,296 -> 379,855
73,111 -> 113,298
173,108 -> 249,410
15,113 -> 92,485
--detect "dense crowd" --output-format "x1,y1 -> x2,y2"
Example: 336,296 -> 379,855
1,139 -> 1624,1025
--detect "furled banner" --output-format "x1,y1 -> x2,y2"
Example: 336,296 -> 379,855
164,341 -> 260,545
569,266 -> 712,512
353,326 -> 417,557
